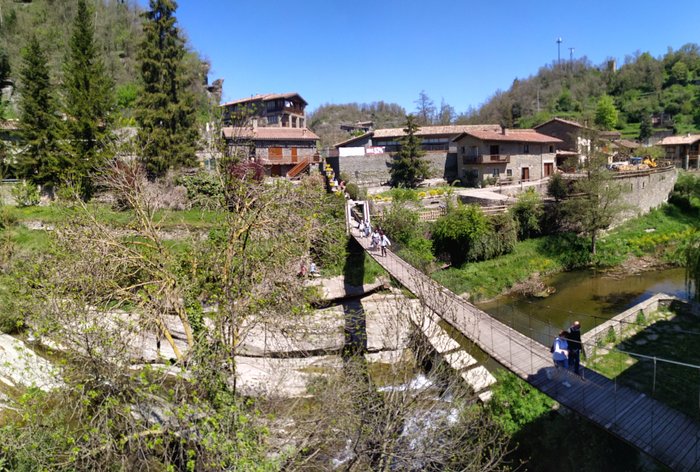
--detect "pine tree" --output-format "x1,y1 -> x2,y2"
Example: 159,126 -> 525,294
136,0 -> 198,179
64,0 -> 114,200
18,36 -> 65,189
387,115 -> 431,188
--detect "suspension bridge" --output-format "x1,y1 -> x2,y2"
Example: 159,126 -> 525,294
349,226 -> 700,471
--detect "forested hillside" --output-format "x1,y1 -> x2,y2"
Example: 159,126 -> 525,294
308,101 -> 406,147
460,43 -> 700,139
0,0 -> 211,121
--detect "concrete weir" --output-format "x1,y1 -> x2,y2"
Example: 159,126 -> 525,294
409,309 -> 496,399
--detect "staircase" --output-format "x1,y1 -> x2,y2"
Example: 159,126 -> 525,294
286,158 -> 311,179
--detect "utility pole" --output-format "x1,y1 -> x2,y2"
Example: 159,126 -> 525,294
556,37 -> 563,67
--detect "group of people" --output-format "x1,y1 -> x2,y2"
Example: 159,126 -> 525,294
550,321 -> 585,385
297,260 -> 319,278
358,220 -> 391,257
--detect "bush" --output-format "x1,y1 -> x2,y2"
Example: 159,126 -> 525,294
11,181 -> 40,207
510,188 -> 544,240
388,187 -> 419,204
397,237 -> 434,273
432,204 -> 489,266
636,310 -> 646,326
345,182 -> 360,200
377,204 -> 420,245
176,172 -> 223,209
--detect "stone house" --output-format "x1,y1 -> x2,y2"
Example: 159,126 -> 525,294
332,124 -> 500,184
657,134 -> 700,170
533,117 -> 591,167
220,93 -> 320,178
453,127 -> 561,185
221,92 -> 308,129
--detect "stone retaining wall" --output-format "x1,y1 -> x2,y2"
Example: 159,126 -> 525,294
581,293 -> 677,347
329,152 -> 457,186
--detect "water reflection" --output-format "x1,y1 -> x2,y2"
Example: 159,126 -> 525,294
478,267 -> 690,345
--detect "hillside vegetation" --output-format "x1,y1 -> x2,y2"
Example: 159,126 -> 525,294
0,0 -> 211,121
460,44 -> 700,138
308,101 -> 407,147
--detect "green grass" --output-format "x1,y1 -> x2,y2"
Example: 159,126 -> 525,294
7,204 -> 223,230
431,204 -> 699,301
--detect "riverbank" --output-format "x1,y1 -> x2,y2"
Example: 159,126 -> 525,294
431,203 -> 697,302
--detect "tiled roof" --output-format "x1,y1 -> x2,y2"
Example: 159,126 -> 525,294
334,124 -> 501,147
222,126 -> 319,141
453,128 -> 563,144
616,139 -> 640,149
657,134 -> 700,146
221,93 -> 306,107
534,117 -> 586,129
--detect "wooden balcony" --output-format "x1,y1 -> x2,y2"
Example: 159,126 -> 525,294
463,154 -> 510,164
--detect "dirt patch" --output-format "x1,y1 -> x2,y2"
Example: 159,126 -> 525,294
603,255 -> 673,278
508,273 -> 556,298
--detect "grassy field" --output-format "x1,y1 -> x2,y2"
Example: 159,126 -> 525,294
432,204 -> 698,301
586,302 -> 700,421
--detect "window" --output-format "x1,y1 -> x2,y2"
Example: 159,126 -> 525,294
266,101 -> 276,111
267,115 -> 278,125
524,144 -> 530,154
461,146 -> 466,154
549,145 -> 554,153
490,144 -> 500,155
506,169 -> 513,177
492,168 -> 500,177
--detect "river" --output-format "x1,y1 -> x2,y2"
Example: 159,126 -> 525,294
477,267 -> 690,346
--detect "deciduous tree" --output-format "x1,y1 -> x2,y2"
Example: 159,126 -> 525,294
594,94 -> 619,130
563,140 -> 626,254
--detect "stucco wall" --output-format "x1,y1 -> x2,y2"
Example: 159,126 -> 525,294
336,152 -> 457,185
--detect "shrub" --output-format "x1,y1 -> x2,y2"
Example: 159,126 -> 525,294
11,181 -> 40,207
604,326 -> 617,344
510,188 -> 544,240
398,237 -> 434,273
636,310 -> 646,326
345,182 -> 360,200
388,187 -> 419,203
176,172 -> 223,209
432,204 -> 489,266
377,204 -> 420,245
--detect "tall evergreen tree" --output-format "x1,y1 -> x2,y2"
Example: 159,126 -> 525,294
387,115 -> 431,188
136,0 -> 198,179
64,0 -> 114,200
18,36 -> 65,189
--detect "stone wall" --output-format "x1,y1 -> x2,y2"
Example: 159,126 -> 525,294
611,166 -> 678,216
334,152 -> 457,186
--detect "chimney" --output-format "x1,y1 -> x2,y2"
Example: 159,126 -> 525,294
501,125 -> 507,135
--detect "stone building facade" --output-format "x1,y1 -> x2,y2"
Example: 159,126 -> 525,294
453,128 -> 561,185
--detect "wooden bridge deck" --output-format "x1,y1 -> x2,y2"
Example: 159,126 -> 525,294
351,230 -> 700,471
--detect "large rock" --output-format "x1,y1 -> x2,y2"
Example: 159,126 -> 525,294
0,334 -> 60,391
235,355 -> 343,397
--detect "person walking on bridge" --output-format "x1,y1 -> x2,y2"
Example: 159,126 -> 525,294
380,230 -> 391,257
549,330 -> 570,386
567,321 -> 585,377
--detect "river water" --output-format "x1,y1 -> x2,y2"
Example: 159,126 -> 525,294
477,267 -> 690,346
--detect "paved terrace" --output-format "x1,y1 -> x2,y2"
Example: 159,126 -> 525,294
350,228 -> 700,472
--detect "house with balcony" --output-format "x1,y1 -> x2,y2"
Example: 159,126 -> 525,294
220,93 -> 320,178
657,134 -> 700,169
332,124 -> 501,184
453,127 -> 562,185
221,92 -> 308,128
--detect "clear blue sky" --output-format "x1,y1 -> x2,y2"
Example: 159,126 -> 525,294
145,0 -> 700,114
